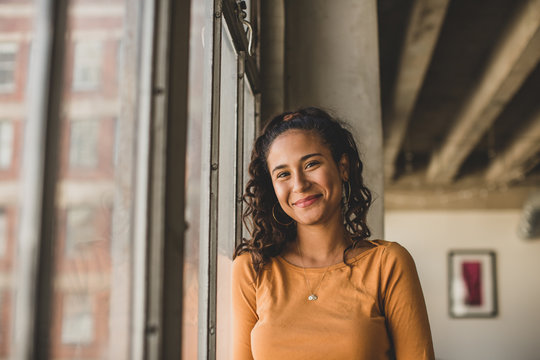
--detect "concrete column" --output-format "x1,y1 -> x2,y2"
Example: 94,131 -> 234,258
283,0 -> 384,237
260,0 -> 285,120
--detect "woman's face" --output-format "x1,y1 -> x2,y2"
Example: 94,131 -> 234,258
266,129 -> 349,227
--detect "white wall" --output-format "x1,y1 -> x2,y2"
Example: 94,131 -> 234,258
386,210 -> 540,360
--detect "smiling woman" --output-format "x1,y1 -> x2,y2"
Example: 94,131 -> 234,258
268,130 -> 346,228
233,107 -> 435,360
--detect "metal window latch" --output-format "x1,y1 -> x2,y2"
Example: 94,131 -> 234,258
236,0 -> 254,56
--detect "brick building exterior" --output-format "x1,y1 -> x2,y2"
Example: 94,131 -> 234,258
0,1 -> 125,358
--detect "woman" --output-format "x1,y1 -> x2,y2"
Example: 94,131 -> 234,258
233,107 -> 434,359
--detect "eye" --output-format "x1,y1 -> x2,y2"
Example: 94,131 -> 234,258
305,160 -> 320,169
276,171 -> 290,179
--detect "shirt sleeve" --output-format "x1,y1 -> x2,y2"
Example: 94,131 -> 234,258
380,242 -> 435,360
232,253 -> 258,360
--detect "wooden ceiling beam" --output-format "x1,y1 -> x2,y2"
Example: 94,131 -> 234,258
485,107 -> 540,184
426,0 -> 540,184
384,0 -> 450,181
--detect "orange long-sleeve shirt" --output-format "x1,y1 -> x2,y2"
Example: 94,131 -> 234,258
232,240 -> 435,360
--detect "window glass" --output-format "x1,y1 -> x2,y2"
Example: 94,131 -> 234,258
0,209 -> 6,258
0,291 -> 7,355
69,119 -> 99,169
72,41 -> 103,91
0,2 -> 32,358
60,293 -> 94,345
243,78 -> 255,186
182,0 -> 208,358
242,79 -> 256,239
48,1 -> 140,358
0,43 -> 17,93
216,22 -> 238,360
0,121 -> 14,169
64,206 -> 96,257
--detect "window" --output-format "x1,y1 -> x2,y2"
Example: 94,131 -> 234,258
3,0 -> 259,358
64,207 -> 95,257
60,293 -> 94,345
116,40 -> 123,86
113,117 -> 119,166
48,1 -> 140,358
0,121 -> 13,169
0,209 -> 6,258
72,41 -> 103,91
0,43 -> 17,93
0,292 -> 4,348
69,118 -> 99,169
182,0 -> 260,358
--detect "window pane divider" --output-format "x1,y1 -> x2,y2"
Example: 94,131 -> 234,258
200,0 -> 223,358
13,0 -> 69,358
143,0 -> 170,355
134,0 -> 192,359
235,52 -> 246,248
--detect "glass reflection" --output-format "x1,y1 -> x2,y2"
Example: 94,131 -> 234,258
0,0 -> 34,357
48,1 -> 138,358
182,0 -> 206,358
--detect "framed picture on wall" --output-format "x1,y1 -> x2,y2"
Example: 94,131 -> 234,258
448,250 -> 498,318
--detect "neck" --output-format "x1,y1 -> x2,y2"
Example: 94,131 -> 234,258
295,217 -> 350,267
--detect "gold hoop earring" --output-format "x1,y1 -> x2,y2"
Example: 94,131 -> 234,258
272,203 -> 293,226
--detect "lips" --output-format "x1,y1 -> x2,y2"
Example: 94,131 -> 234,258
292,194 -> 322,208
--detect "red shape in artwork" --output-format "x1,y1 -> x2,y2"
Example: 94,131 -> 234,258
462,262 -> 482,306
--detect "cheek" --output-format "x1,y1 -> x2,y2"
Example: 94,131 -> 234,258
272,182 -> 286,202
315,170 -> 339,190
323,174 -> 343,200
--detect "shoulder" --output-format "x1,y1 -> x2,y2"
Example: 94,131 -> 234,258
369,240 -> 416,269
369,239 -> 410,255
232,253 -> 257,283
233,252 -> 253,266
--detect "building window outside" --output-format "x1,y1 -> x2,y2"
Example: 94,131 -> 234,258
72,41 -> 102,91
0,0 -> 259,356
0,43 -> 17,93
69,119 -> 99,169
0,121 -> 14,170
60,293 -> 94,345
113,117 -> 119,167
0,209 -> 6,258
0,292 -> 4,346
116,40 -> 123,87
65,207 -> 95,257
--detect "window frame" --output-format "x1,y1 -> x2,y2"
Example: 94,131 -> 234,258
10,0 -> 260,358
8,0 -> 184,358
199,0 -> 260,358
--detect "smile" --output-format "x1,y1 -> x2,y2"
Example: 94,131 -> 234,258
292,194 -> 322,208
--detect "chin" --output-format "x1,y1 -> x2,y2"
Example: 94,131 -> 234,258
295,214 -> 328,226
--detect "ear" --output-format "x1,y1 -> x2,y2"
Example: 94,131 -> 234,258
338,154 -> 349,182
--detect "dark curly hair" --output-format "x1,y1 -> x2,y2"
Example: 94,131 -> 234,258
233,107 -> 372,274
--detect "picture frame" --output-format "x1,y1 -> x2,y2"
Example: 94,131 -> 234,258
448,250 -> 498,318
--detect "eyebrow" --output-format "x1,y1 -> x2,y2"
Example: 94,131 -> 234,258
271,153 -> 323,175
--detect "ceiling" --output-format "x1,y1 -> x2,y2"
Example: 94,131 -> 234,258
378,0 -> 540,209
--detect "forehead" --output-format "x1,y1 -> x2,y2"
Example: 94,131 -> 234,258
266,130 -> 330,165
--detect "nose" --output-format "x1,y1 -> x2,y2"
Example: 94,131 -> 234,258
292,171 -> 310,193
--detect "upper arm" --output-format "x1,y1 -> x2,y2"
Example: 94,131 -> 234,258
380,243 -> 435,360
232,254 -> 258,360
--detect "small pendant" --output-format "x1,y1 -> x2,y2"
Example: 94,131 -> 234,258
308,294 -> 318,301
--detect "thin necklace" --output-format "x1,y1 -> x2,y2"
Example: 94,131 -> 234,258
296,242 -> 339,301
